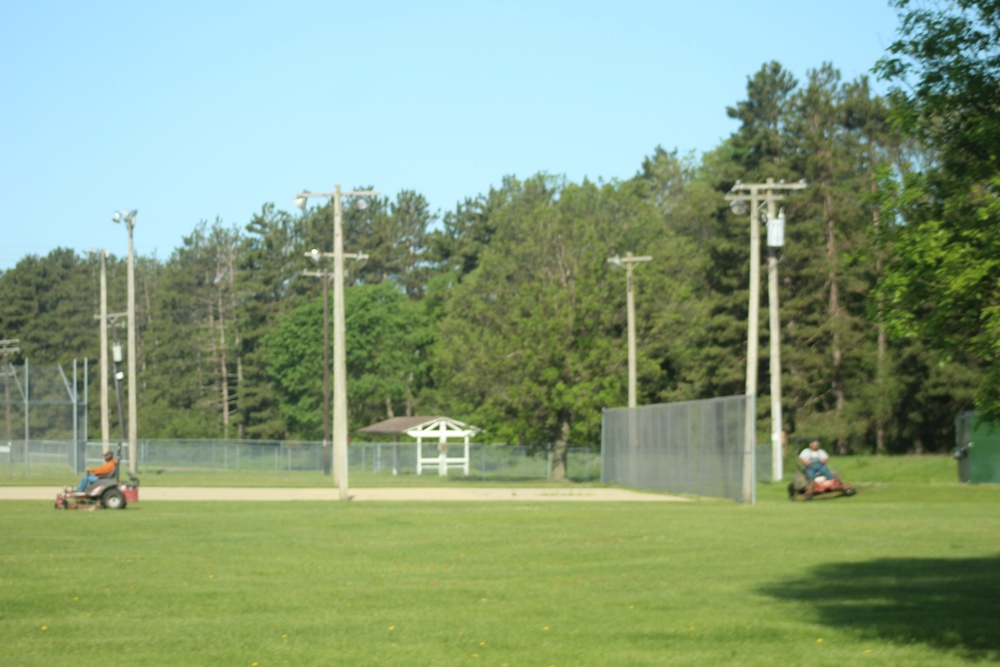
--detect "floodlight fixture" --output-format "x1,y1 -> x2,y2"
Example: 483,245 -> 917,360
112,209 -> 137,227
294,191 -> 309,211
729,199 -> 749,216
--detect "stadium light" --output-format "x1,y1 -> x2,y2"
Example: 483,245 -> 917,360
293,185 -> 378,501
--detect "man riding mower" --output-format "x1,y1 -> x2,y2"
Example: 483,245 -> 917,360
55,445 -> 139,510
788,439 -> 856,500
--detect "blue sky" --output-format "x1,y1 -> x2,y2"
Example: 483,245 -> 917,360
0,0 -> 902,270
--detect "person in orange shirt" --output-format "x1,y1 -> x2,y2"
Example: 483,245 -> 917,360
75,450 -> 117,492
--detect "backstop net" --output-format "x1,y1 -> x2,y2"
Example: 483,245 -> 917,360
1,361 -> 89,475
601,395 -> 753,502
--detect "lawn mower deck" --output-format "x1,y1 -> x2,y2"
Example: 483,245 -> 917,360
55,478 -> 138,510
788,469 -> 856,501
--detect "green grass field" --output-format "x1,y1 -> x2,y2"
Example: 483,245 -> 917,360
1,457 -> 998,666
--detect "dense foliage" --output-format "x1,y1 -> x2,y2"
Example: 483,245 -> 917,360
875,0 -> 1000,420
4,7 -> 995,456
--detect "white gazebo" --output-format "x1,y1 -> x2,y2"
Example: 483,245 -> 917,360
357,416 -> 482,476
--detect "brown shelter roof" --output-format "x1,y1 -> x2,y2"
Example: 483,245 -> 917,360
356,416 -> 447,435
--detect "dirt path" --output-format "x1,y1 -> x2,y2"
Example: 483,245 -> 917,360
2,486 -> 688,502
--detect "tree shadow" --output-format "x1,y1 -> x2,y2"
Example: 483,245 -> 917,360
760,555 -> 1000,661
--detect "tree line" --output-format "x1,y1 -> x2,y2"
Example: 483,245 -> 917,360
4,2 -> 998,470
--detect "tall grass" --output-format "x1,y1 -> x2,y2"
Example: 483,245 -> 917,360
2,473 -> 998,665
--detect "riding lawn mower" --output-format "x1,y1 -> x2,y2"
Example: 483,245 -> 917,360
55,444 -> 139,510
787,467 -> 856,501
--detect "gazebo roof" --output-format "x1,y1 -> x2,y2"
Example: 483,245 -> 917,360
357,416 -> 481,437
357,416 -> 446,435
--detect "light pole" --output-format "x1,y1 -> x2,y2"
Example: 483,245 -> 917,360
725,179 -> 805,496
294,185 -> 377,501
112,209 -> 138,477
607,252 -> 652,407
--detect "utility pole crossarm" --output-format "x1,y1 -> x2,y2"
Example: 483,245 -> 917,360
297,189 -> 379,199
0,341 -> 21,358
727,179 -> 807,193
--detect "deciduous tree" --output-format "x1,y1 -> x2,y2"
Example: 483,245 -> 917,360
876,0 -> 1000,418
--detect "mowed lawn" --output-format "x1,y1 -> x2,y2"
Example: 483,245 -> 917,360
1,467 -> 999,666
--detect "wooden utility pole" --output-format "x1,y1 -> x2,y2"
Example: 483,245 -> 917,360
607,252 -> 653,408
1,339 -> 21,448
303,250 -> 334,477
725,178 -> 807,499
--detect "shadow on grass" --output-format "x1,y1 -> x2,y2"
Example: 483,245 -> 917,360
761,555 -> 1000,660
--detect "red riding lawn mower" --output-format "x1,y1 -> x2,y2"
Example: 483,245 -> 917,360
787,467 -> 856,501
55,445 -> 139,510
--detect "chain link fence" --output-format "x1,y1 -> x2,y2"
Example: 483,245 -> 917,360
3,439 -> 601,483
602,396 -> 755,502
1,362 -> 89,473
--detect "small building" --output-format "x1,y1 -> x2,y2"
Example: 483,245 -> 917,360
955,412 -> 1000,484
357,416 -> 482,476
